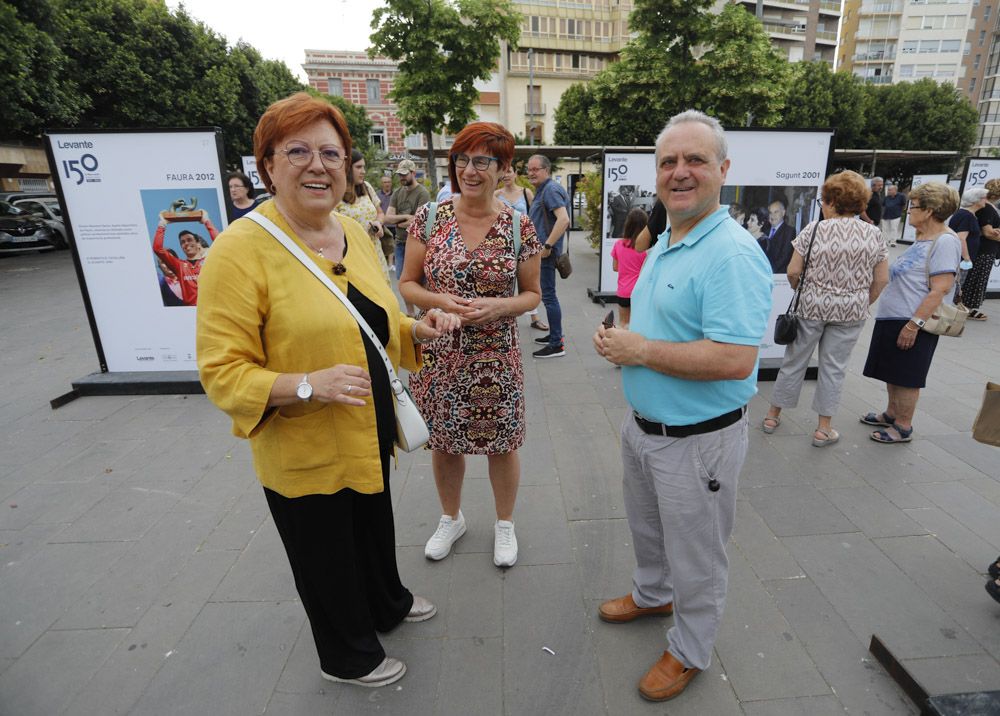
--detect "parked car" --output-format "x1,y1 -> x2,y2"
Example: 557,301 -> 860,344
11,196 -> 67,249
0,201 -> 56,254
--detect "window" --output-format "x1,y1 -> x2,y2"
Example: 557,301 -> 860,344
919,40 -> 939,53
900,64 -> 915,77
366,79 -> 380,103
916,64 -> 936,77
940,39 -> 960,52
369,128 -> 386,151
902,40 -> 918,54
976,53 -> 983,69
986,4 -> 992,19
936,64 -> 956,76
971,76 -> 978,93
526,85 -> 541,115
327,78 -> 343,96
531,15 -> 538,32
982,30 -> 988,46
525,122 -> 543,143
572,53 -> 580,69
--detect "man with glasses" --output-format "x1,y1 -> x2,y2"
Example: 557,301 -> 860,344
526,154 -> 570,358
385,159 -> 430,314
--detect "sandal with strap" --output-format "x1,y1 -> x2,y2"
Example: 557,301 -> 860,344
871,423 -> 913,444
530,320 -> 549,331
969,310 -> 988,321
762,416 -> 780,434
812,428 -> 840,447
860,411 -> 895,427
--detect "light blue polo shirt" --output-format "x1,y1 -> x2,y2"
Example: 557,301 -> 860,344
623,205 -> 773,425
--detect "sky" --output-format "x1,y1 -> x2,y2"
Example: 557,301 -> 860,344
166,0 -> 385,82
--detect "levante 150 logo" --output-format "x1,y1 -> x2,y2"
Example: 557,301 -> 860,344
58,140 -> 101,185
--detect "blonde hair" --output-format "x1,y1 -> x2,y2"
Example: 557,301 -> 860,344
909,182 -> 959,222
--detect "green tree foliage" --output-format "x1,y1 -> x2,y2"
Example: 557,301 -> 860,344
865,79 -> 977,154
553,83 -> 595,146
576,170 -> 604,249
779,61 -> 869,148
0,1 -> 87,137
1,0 -> 372,170
553,3 -> 788,145
369,0 -> 521,186
694,4 -> 788,127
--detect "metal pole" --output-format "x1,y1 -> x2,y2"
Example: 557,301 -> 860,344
756,0 -> 763,17
528,48 -> 535,146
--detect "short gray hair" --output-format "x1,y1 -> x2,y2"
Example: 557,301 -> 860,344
529,154 -> 551,171
871,176 -> 883,185
655,110 -> 727,163
961,186 -> 988,208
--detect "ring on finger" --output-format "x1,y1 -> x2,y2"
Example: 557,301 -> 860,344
345,384 -> 353,394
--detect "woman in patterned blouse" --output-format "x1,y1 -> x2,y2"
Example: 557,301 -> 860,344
762,171 -> 890,447
398,122 -> 543,569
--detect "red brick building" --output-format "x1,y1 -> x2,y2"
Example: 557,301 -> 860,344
303,50 -> 407,156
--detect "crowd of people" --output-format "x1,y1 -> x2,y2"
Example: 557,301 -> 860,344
193,91 -> 993,700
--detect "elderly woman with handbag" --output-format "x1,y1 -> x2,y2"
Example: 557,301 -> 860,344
860,182 -> 962,444
197,92 -> 461,688
762,171 -> 889,447
399,122 -> 542,569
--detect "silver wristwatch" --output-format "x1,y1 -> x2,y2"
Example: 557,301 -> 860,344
296,373 -> 313,402
910,317 -> 926,328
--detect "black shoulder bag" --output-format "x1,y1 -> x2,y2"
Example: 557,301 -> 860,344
773,220 -> 820,345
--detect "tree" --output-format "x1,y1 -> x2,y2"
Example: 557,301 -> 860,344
694,4 -> 788,128
552,2 -> 789,145
369,0 -> 521,187
0,0 -> 86,138
865,79 -> 977,155
779,61 -> 869,148
553,83 -> 596,145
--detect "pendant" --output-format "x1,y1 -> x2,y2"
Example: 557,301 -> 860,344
332,263 -> 347,276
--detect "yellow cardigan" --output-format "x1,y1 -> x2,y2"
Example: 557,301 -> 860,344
196,199 -> 421,498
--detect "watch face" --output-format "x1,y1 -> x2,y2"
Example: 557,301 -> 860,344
296,381 -> 313,400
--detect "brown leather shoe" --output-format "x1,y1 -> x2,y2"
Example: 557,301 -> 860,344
638,651 -> 700,701
598,593 -> 673,623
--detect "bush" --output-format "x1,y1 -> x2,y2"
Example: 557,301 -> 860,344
577,171 -> 603,250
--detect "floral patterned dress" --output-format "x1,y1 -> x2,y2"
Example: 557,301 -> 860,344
335,181 -> 392,286
408,200 -> 541,454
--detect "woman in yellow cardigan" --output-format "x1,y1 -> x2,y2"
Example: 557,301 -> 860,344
197,93 -> 460,688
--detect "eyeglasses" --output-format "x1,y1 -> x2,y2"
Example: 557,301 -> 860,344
452,154 -> 500,171
910,203 -> 924,210
279,143 -> 345,169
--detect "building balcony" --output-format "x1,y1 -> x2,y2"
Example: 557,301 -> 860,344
815,30 -> 838,44
761,22 -> 807,41
858,1 -> 902,15
864,74 -> 894,84
524,103 -> 547,115
742,0 -> 839,14
854,51 -> 896,62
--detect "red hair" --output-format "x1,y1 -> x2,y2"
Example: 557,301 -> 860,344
448,122 -> 515,193
254,92 -> 352,194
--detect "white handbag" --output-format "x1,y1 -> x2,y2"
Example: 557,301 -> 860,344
245,211 -> 429,452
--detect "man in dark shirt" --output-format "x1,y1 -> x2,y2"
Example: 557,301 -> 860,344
862,176 -> 883,226
881,183 -> 906,247
760,199 -> 795,273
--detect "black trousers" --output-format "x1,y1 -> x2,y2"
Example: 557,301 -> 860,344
264,455 -> 413,679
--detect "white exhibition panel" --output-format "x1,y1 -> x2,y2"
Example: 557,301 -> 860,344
959,158 -> 1000,291
900,174 -> 948,245
49,130 -> 227,373
242,155 -> 265,190
600,131 -> 833,361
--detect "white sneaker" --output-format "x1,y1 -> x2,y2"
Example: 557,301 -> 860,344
404,595 -> 437,622
494,520 -> 518,567
424,511 -> 466,560
322,656 -> 406,687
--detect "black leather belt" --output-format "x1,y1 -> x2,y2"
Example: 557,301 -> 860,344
634,406 -> 745,438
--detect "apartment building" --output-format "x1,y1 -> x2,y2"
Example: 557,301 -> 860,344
838,0 -> 990,105
973,9 -> 1000,151
727,0 -> 842,65
502,0 -> 633,144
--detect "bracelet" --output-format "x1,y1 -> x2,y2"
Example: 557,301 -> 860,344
902,324 -> 918,332
411,319 -> 433,344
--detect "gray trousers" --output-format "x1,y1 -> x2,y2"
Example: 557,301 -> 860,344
771,317 -> 865,417
620,408 -> 748,670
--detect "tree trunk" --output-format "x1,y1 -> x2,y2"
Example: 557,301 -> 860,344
424,126 -> 438,190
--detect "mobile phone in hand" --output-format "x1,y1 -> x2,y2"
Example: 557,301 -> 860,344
602,310 -> 615,329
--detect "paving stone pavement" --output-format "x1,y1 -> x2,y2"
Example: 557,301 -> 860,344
1,237 -> 999,715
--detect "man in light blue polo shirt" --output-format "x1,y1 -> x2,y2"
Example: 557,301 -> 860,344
593,110 -> 772,702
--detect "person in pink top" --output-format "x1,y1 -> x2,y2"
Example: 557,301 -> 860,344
610,207 -> 649,327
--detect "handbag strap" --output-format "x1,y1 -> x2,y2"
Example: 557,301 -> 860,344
788,219 -> 821,313
923,231 -> 963,303
244,210 -> 408,401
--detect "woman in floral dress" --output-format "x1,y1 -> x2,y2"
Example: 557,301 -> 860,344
399,122 -> 542,568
